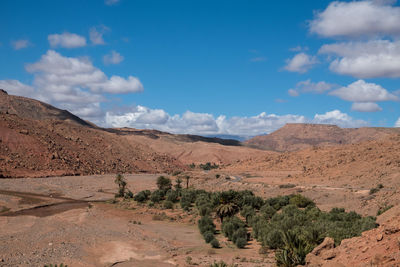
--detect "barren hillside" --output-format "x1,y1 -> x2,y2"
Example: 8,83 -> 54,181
245,123 -> 400,151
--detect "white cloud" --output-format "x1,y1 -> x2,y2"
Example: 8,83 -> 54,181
11,39 -> 30,50
0,50 -> 142,123
320,40 -> 400,78
105,0 -> 120,5
329,80 -> 397,102
395,117 -> 400,127
288,89 -> 299,97
103,50 -> 124,65
0,80 -> 35,96
105,107 -> 367,136
289,79 -> 335,96
284,53 -> 318,73
89,26 -> 109,45
313,110 -> 368,128
48,33 -> 86,48
310,1 -> 400,38
101,76 -> 143,93
351,102 -> 382,112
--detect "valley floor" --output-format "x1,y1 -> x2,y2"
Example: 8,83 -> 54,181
0,171 -> 399,266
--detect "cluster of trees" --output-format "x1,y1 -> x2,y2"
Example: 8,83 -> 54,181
199,162 -> 219,170
116,174 -> 377,266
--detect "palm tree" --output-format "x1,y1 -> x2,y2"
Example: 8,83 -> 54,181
216,202 -> 238,223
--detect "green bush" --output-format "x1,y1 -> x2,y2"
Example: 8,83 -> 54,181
260,204 -> 277,219
150,190 -> 164,203
198,216 -> 216,235
199,162 -> 219,170
134,190 -> 151,202
156,176 -> 172,192
235,237 -> 247,249
166,190 -> 179,203
264,228 -> 283,249
289,194 -> 315,208
163,200 -> 174,209
210,238 -> 220,248
232,228 -> 247,243
124,190 -> 134,199
204,231 -> 215,243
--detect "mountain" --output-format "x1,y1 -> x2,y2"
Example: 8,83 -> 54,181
245,123 -> 400,151
0,90 -> 267,177
0,89 -> 94,127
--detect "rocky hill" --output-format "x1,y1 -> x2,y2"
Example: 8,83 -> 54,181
0,90 -> 266,177
245,123 -> 400,151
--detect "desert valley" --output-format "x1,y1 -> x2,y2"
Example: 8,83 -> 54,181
1,90 -> 400,266
3,1 -> 400,265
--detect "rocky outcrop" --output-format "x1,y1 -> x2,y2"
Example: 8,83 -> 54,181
305,213 -> 400,266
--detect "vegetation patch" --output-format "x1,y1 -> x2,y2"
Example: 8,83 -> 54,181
113,174 -> 378,266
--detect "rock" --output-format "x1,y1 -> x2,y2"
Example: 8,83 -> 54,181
311,237 -> 335,256
376,233 -> 384,241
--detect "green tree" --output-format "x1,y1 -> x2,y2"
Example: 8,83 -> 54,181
114,174 -> 127,197
156,176 -> 172,192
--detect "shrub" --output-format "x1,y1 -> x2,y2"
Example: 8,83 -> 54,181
124,190 -> 133,199
174,178 -> 183,191
204,231 -> 215,243
156,176 -> 172,192
289,194 -> 315,208
150,190 -> 164,203
134,190 -> 151,202
166,190 -> 179,203
240,205 -> 256,223
210,238 -> 220,248
235,237 -> 247,248
260,204 -> 276,219
198,216 -> 216,234
232,228 -> 247,243
163,200 -> 174,209
369,187 -> 380,195
222,216 -> 246,241
264,229 -> 283,249
279,184 -> 296,189
216,174 -> 220,178
114,174 -> 127,197
199,162 -> 219,170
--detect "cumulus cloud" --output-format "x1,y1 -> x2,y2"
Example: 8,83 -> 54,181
329,80 -> 397,102
320,40 -> 400,78
89,25 -> 109,45
289,79 -> 335,96
103,50 -> 124,65
11,39 -> 30,50
0,50 -> 142,123
284,53 -> 318,73
310,1 -> 400,38
351,102 -> 382,112
48,32 -> 86,48
395,117 -> 400,127
105,107 -> 367,137
313,110 -> 368,127
0,80 -> 35,96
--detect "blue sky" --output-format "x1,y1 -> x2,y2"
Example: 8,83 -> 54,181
1,0 -> 400,138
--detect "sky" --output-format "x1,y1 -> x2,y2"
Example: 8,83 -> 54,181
1,0 -> 400,139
